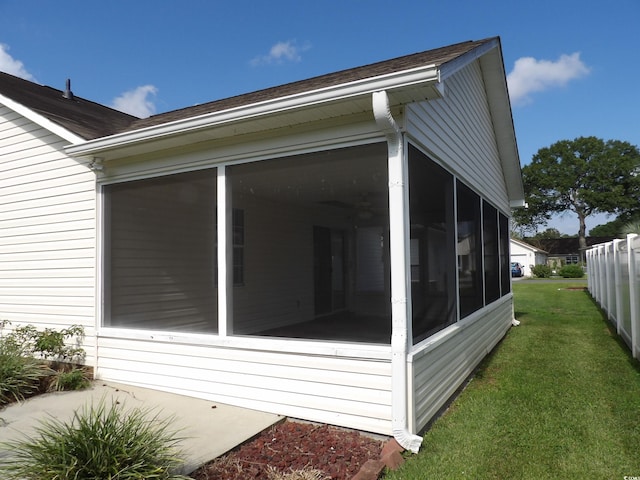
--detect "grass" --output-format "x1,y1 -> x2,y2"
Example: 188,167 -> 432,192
386,282 -> 640,480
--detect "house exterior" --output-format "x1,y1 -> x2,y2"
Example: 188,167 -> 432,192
0,37 -> 524,451
0,72 -> 136,370
510,238 -> 547,276
529,236 -> 615,268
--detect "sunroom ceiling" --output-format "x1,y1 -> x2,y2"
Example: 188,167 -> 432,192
231,142 -> 389,211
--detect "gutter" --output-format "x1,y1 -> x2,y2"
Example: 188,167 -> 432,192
372,90 -> 423,453
66,65 -> 440,158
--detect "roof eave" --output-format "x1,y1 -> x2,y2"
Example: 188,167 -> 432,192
510,237 -> 548,254
66,65 -> 441,159
0,92 -> 85,144
475,41 -> 525,208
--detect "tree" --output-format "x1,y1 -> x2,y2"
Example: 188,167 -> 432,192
590,213 -> 640,237
532,228 -> 567,239
518,136 -> 640,251
589,219 -> 624,237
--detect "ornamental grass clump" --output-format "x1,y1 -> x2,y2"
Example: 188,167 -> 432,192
0,347 -> 51,405
0,321 -> 90,404
0,322 -> 53,405
0,400 -> 190,480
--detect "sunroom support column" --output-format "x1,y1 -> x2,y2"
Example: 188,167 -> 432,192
217,166 -> 232,336
373,90 -> 423,453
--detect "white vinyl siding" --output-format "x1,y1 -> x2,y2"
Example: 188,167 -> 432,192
406,62 -> 509,212
95,335 -> 394,434
405,60 -> 514,432
410,296 -> 513,432
0,105 -> 96,364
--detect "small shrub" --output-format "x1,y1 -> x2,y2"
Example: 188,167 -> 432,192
0,350 -> 51,406
47,366 -> 92,392
0,400 -> 190,480
0,322 -> 89,403
8,324 -> 85,363
531,264 -> 552,278
559,264 -> 585,278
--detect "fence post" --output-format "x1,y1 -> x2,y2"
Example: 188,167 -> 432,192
628,234 -> 639,360
598,244 -> 606,305
605,242 -> 614,322
613,239 -> 623,334
592,246 -> 599,301
586,248 -> 593,292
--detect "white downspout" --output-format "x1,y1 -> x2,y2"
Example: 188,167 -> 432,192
372,90 -> 423,453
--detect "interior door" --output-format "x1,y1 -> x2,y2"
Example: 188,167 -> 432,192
314,227 -> 332,315
313,226 -> 345,315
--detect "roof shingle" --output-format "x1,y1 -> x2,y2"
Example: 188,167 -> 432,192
124,38 -> 495,132
0,71 -> 137,140
0,37 -> 496,140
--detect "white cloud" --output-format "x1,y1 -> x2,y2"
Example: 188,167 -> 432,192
0,43 -> 36,81
250,40 -> 310,66
111,85 -> 158,118
507,52 -> 590,106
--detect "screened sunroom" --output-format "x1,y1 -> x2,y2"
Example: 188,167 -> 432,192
58,36 -> 523,447
103,142 -> 511,345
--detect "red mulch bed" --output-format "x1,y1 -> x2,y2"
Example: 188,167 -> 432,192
189,420 -> 386,480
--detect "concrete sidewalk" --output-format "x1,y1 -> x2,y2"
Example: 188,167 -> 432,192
0,381 -> 283,475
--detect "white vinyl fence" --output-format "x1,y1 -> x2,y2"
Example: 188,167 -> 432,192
586,234 -> 640,359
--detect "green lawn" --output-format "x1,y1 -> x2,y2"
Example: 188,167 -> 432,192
386,282 -> 640,480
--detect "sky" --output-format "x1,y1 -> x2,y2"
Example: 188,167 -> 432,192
1,0 -> 638,235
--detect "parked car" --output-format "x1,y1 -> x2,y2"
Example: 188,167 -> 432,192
511,262 -> 524,277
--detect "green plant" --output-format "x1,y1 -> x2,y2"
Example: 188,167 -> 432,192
531,264 -> 552,278
621,219 -> 640,235
0,323 -> 51,405
0,322 -> 88,403
0,348 -> 51,406
47,366 -> 92,392
0,400 -> 190,480
7,323 -> 85,363
558,264 -> 584,278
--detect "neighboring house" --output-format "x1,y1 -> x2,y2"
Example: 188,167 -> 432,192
510,238 -> 547,276
530,237 -> 615,268
0,37 -> 524,451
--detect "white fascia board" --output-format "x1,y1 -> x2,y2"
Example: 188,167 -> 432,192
0,92 -> 85,144
438,38 -> 499,81
436,38 -> 525,208
66,65 -> 440,157
475,43 -> 525,206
